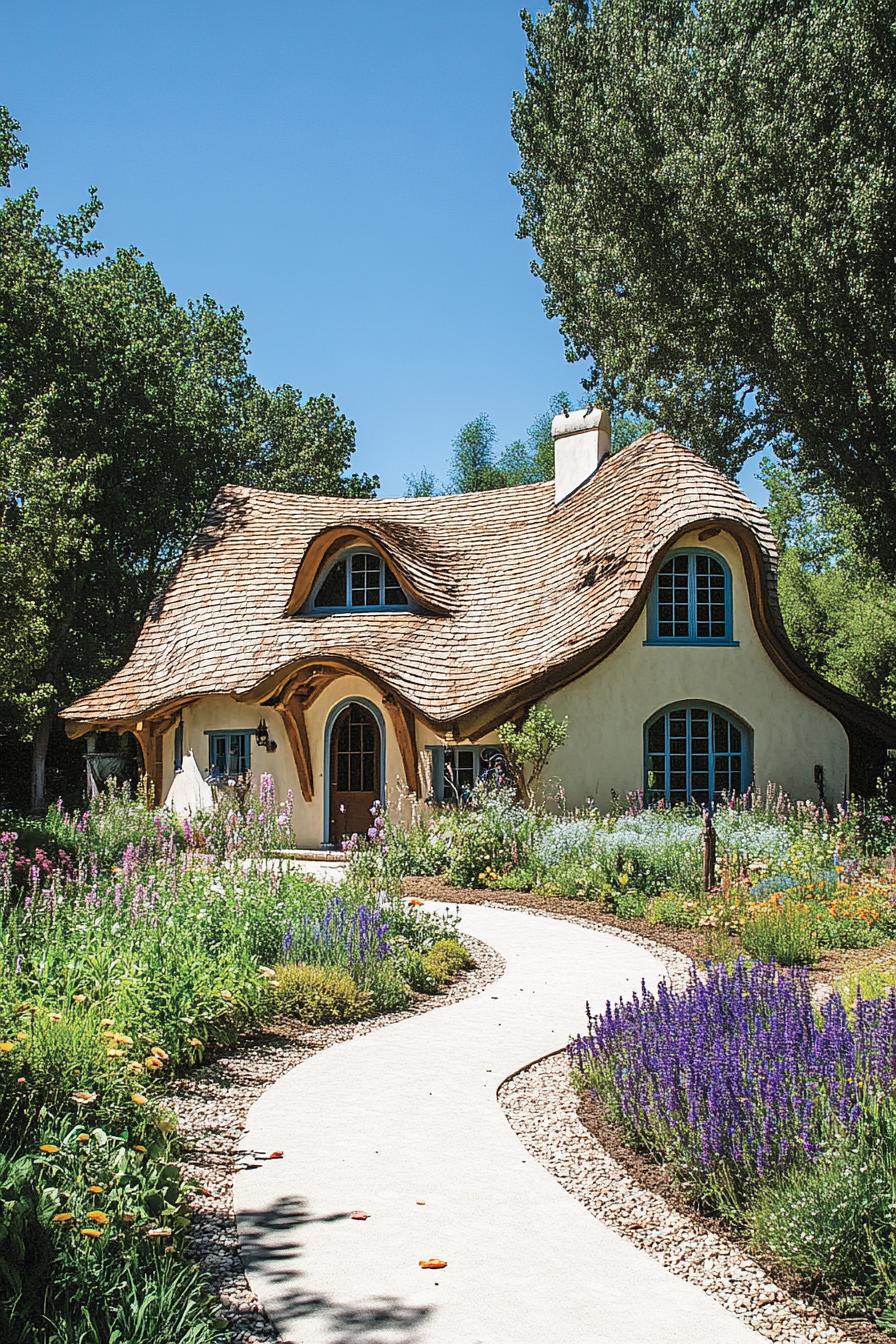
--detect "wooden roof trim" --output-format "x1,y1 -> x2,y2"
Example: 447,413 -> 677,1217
283,525 -> 451,617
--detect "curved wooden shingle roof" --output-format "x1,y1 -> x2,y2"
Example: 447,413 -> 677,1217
60,432 -> 896,743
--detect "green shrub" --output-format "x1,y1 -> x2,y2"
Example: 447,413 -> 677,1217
645,893 -> 701,928
741,906 -> 819,966
397,949 -> 439,994
748,1096 -> 896,1323
274,964 -> 373,1023
422,938 -> 474,983
834,961 -> 896,1012
607,885 -> 650,919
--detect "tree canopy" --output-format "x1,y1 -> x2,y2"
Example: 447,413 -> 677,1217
763,460 -> 896,720
0,108 -> 375,808
405,395 -> 652,496
512,0 -> 896,573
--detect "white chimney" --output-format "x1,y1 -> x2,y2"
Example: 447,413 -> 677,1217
551,406 -> 611,504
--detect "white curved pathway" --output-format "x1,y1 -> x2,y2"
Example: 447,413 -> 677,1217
235,902 -> 765,1344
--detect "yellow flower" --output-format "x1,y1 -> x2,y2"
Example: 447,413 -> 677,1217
132,1144 -> 147,1153
220,990 -> 233,1001
87,1185 -> 104,1194
127,1063 -> 143,1074
0,1042 -> 14,1053
72,994 -> 86,1004
115,1034 -> 134,1047
76,1134 -> 90,1144
85,1211 -> 108,1224
15,1032 -> 26,1041
39,1144 -> 59,1154
100,1018 -> 114,1028
144,1056 -> 163,1070
107,1048 -> 124,1058
130,1093 -> 147,1106
149,1046 -> 169,1061
52,1211 -> 75,1223
80,1227 -> 103,1238
188,1038 -> 202,1048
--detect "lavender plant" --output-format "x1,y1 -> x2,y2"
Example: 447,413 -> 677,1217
570,960 -> 896,1215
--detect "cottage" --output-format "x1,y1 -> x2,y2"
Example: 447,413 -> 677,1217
60,413 -> 896,845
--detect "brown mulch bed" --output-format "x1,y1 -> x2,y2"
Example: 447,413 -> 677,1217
403,875 -> 896,988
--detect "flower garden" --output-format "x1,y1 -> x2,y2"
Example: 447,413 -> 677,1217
370,780 -> 896,1333
0,783 -> 468,1344
5,771 -> 896,1341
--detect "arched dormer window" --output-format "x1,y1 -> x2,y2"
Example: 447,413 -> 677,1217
646,549 -> 735,644
312,548 -> 409,611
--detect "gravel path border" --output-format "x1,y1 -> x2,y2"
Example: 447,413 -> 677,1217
165,934 -> 504,1344
490,900 -> 866,1344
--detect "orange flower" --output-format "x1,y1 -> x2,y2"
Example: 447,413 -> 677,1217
52,1211 -> 75,1223
76,1133 -> 90,1144
85,1211 -> 108,1224
0,1042 -> 14,1053
133,1143 -> 147,1153
87,1185 -> 104,1194
80,1227 -> 103,1239
130,1093 -> 147,1106
188,1038 -> 202,1048
39,1144 -> 59,1154
144,1056 -> 163,1070
149,1046 -> 169,1061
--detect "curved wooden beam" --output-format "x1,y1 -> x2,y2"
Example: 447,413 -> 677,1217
382,694 -> 420,796
277,698 -> 314,803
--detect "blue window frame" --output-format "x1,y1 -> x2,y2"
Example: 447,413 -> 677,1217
644,704 -> 752,804
206,730 -> 251,779
646,549 -> 736,644
428,745 -> 507,803
312,549 -> 409,611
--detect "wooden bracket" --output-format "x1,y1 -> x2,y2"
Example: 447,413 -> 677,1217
383,697 -> 420,796
278,697 -> 314,803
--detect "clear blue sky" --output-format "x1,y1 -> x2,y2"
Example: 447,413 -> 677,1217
3,0 -> 764,502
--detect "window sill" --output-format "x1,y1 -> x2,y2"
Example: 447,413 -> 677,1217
643,639 -> 739,648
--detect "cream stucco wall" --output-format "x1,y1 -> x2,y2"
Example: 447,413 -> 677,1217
154,529 -> 849,840
542,529 -> 849,808
159,678 -> 410,849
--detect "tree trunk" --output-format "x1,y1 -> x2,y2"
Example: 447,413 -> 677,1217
30,710 -> 54,814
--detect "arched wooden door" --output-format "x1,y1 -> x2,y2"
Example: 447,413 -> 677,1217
328,702 -> 382,844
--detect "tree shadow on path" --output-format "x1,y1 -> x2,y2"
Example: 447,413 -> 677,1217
237,1193 -> 433,1344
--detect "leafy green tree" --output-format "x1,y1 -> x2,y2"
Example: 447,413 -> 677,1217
242,384 -> 377,497
763,460 -> 896,717
0,108 -> 373,810
446,414 -> 505,493
403,467 -> 438,498
512,0 -> 896,573
498,705 -> 569,808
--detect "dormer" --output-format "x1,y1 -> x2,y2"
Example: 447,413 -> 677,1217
283,523 -> 452,618
310,546 -> 410,612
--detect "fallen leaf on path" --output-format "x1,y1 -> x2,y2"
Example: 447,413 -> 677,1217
415,1200 -> 426,1206
350,1210 -> 369,1220
419,1258 -> 447,1269
268,1151 -> 284,1159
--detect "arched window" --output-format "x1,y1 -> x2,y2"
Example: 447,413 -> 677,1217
312,549 -> 409,611
646,549 -> 734,644
644,704 -> 752,804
